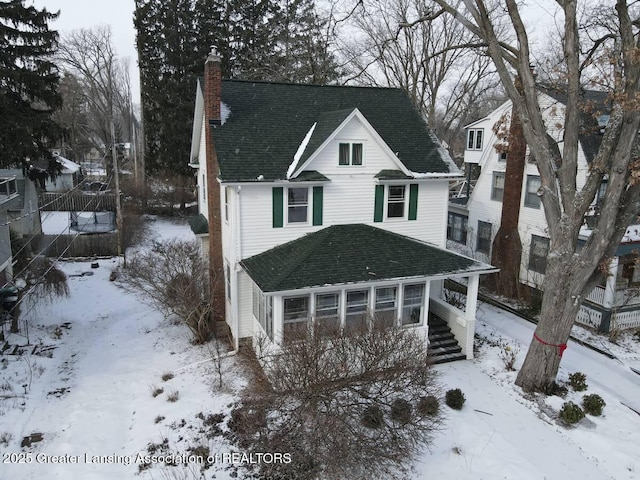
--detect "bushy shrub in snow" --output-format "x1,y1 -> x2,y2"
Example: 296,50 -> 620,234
559,401 -> 585,425
418,395 -> 440,417
582,394 -> 606,416
568,372 -> 588,391
445,388 -> 466,410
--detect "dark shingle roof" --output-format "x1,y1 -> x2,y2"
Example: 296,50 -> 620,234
240,224 -> 494,292
188,213 -> 209,235
539,86 -> 610,163
213,81 -> 453,182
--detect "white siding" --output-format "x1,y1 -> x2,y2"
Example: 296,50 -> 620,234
465,92 -> 594,285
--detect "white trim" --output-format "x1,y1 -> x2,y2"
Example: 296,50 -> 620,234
291,108 -> 412,178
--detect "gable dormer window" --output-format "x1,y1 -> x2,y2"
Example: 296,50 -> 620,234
467,129 -> 483,150
338,142 -> 363,166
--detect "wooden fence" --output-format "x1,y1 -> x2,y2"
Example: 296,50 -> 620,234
33,234 -> 118,258
40,192 -> 117,212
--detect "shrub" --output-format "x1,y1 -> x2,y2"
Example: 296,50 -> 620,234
498,341 -> 519,371
150,385 -> 164,398
568,372 -> 588,391
161,372 -> 174,382
559,401 -> 585,425
390,398 -> 412,424
166,390 -> 180,402
417,395 -> 440,417
361,404 -> 384,429
445,388 -> 466,410
582,394 -> 606,416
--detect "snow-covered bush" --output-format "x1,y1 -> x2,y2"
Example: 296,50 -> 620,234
582,394 -> 606,416
445,388 -> 466,410
569,372 -> 588,392
559,401 -> 585,425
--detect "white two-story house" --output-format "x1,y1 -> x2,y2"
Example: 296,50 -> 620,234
450,87 -> 640,332
190,50 -> 496,361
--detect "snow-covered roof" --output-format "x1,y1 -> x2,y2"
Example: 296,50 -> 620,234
55,155 -> 81,174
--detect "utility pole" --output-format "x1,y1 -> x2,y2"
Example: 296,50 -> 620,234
111,120 -> 124,266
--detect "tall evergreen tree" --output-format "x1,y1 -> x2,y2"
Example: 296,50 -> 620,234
134,0 -> 341,177
0,0 -> 61,167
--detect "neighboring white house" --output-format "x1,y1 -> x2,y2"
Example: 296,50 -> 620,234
189,51 -> 496,361
449,87 -> 640,332
45,154 -> 83,192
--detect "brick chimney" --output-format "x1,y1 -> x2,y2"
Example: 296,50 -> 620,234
204,48 -> 226,326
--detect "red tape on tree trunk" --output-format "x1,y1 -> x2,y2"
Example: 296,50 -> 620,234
533,333 -> 568,358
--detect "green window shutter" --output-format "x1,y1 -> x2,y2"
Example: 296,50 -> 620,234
272,187 -> 283,228
312,186 -> 323,226
374,185 -> 384,222
408,184 -> 418,220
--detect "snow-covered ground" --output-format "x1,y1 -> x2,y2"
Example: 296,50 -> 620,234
1,217 -> 640,479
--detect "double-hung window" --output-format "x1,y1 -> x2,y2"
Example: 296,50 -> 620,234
477,221 -> 492,255
491,172 -> 505,201
338,142 -> 363,165
447,213 -> 468,245
401,284 -> 424,325
467,129 -> 483,150
315,292 -> 340,333
283,296 -> 310,340
375,287 -> 397,328
287,187 -> 308,223
387,185 -> 406,218
345,289 -> 369,331
524,175 -> 541,208
529,235 -> 549,274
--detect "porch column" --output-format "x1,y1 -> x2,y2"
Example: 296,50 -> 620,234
602,256 -> 619,310
464,274 -> 480,360
465,274 -> 480,320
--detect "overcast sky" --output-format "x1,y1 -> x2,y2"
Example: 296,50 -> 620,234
30,0 -> 141,100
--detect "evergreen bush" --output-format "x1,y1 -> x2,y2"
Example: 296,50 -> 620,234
582,394 -> 606,416
568,372 -> 588,391
559,401 -> 585,425
445,388 -> 466,410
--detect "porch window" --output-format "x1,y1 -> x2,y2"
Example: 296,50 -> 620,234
225,263 -> 231,300
477,221 -> 492,255
346,289 -> 369,331
524,175 -> 541,208
224,187 -> 230,221
283,296 -> 310,340
253,284 -> 273,340
447,213 -> 467,244
491,172 -> 505,201
387,185 -> 406,218
315,292 -> 340,333
529,235 -> 549,274
401,284 -> 424,325
375,287 -> 397,327
287,187 -> 308,223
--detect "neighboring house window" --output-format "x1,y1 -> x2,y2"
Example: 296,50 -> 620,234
524,175 -> 541,208
477,221 -> 492,255
375,287 -> 397,328
529,235 -> 549,274
338,142 -> 363,166
447,213 -> 468,245
467,128 -> 483,150
401,284 -> 424,325
491,172 -> 505,201
283,296 -> 310,340
387,185 -> 406,218
287,187 -> 308,223
345,289 -> 369,331
315,292 -> 340,333
498,151 -> 507,162
224,187 -> 229,221
225,263 -> 231,300
597,180 -> 607,206
253,284 -> 273,340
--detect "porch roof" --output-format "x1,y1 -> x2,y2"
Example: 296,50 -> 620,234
240,224 -> 496,292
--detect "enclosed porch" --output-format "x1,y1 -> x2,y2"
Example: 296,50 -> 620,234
239,224 -> 496,360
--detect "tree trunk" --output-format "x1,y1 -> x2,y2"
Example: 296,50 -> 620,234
515,255 -> 584,392
489,89 -> 526,298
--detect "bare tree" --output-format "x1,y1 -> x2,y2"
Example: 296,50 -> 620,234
230,320 -> 443,480
119,240 -> 214,343
413,0 -> 640,392
56,26 -> 132,154
344,0 -> 500,152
